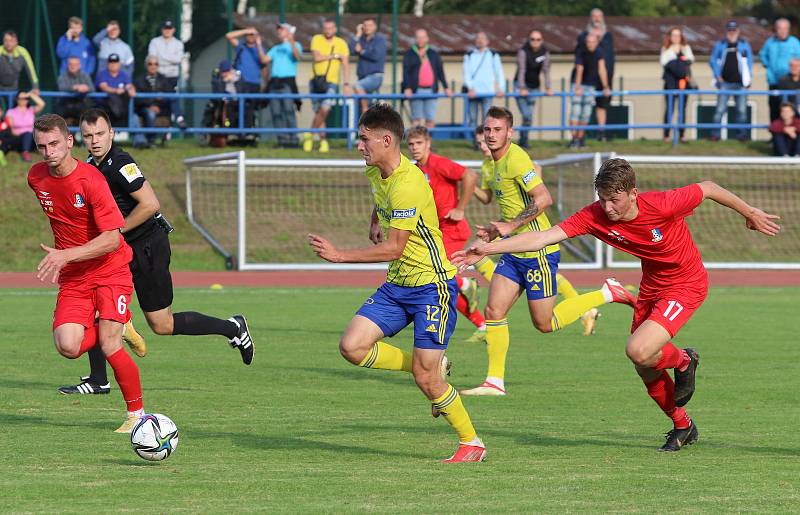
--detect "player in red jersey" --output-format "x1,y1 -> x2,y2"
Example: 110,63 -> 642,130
452,157 -> 780,451
406,125 -> 487,342
28,114 -> 145,433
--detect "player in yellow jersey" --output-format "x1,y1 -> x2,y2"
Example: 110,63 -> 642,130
308,104 -> 485,463
474,125 -> 599,337
461,107 -> 635,397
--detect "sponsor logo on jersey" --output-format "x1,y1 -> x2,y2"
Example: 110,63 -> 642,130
376,205 -> 391,220
39,191 -> 50,197
392,207 -> 417,219
607,229 -> 626,243
494,189 -> 503,197
120,163 -> 143,183
73,193 -> 85,208
522,170 -> 537,185
650,228 -> 663,242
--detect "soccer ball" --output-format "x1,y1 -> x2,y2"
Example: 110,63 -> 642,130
130,413 -> 179,461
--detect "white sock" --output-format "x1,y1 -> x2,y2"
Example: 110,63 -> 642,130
486,376 -> 505,390
463,436 -> 484,447
477,323 -> 486,331
600,282 -> 614,303
129,408 -> 145,418
459,277 -> 474,293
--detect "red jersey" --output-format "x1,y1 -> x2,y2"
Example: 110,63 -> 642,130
28,159 -> 132,286
416,152 -> 471,241
559,184 -> 708,302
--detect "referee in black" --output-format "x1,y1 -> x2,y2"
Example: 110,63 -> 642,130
58,108 -> 254,395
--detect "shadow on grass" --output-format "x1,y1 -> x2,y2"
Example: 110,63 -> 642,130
188,428 -> 431,459
0,412 -> 114,431
0,377 -> 63,390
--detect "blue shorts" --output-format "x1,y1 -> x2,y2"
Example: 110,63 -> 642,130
410,87 -> 438,122
356,279 -> 458,350
355,72 -> 383,93
495,252 -> 560,300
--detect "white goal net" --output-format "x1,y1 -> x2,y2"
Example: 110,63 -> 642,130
183,152 -> 604,270
183,152 -> 800,270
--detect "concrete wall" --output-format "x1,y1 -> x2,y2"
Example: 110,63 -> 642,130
192,39 -> 772,141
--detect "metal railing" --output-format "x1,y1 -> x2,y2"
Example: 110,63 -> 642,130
5,88 -> 799,148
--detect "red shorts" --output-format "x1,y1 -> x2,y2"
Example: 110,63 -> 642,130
442,234 -> 469,260
631,294 -> 705,338
53,283 -> 133,330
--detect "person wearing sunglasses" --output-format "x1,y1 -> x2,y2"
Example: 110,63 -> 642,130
514,30 -> 552,149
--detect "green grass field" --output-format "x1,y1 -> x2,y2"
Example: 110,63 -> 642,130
0,285 -> 797,512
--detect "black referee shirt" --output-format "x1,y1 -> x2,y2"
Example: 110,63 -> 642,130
87,144 -> 158,243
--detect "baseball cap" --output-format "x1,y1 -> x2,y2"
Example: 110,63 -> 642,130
218,59 -> 232,72
108,53 -> 120,63
162,20 -> 175,29
277,22 -> 296,34
726,20 -> 739,31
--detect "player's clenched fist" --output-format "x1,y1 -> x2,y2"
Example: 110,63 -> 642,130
308,233 -> 343,263
36,243 -> 70,283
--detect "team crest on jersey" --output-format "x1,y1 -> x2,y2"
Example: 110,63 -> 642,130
392,208 -> 416,219
73,193 -> 85,208
650,228 -> 663,242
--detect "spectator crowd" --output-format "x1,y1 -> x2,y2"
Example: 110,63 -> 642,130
2,9 -> 800,159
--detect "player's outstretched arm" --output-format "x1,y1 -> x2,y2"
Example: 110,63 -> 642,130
473,187 -> 492,205
309,228 -> 412,263
451,225 -> 568,269
36,230 -> 121,283
698,181 -> 781,236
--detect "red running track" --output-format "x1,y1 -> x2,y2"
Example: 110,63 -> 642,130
2,270 -> 798,289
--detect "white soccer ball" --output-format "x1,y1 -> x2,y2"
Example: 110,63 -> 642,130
130,413 -> 179,461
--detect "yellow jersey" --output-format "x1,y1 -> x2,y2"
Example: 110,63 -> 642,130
310,34 -> 349,83
367,154 -> 456,287
480,143 -> 560,259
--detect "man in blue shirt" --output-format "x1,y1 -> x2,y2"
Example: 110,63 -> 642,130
759,18 -> 800,121
349,18 -> 387,114
710,20 -> 753,142
226,26 -> 269,124
56,17 -> 96,76
95,53 -> 144,146
462,32 -> 505,130
266,23 -> 302,147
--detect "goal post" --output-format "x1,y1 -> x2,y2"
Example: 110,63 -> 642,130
183,152 -> 604,270
183,152 -> 800,271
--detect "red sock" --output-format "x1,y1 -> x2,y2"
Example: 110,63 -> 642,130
644,370 -> 691,429
455,276 -> 464,289
468,307 -> 486,328
106,348 -> 143,412
456,293 -> 470,317
653,342 -> 690,371
77,325 -> 98,356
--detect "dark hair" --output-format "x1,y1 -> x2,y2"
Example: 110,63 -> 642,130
780,101 -> 795,110
594,158 -> 636,195
359,103 -> 404,143
474,126 -> 485,136
3,30 -> 17,39
406,125 -> 430,140
363,17 -> 377,24
485,106 -> 514,127
79,108 -> 113,129
68,16 -> 83,26
34,114 -> 70,138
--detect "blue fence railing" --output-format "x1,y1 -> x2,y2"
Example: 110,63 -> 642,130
4,88 -> 799,149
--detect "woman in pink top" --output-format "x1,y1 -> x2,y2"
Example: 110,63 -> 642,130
2,90 -> 45,162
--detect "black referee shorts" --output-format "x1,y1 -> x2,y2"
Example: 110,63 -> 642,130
129,229 -> 174,312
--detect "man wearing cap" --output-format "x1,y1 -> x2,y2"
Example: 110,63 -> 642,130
147,20 -> 187,129
265,23 -> 303,147
93,20 -> 134,77
349,17 -> 387,114
96,53 -> 146,147
710,20 -> 753,142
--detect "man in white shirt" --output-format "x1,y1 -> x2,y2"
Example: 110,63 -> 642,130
147,20 -> 186,128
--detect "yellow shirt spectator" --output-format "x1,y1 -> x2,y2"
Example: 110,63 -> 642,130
310,34 -> 349,84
